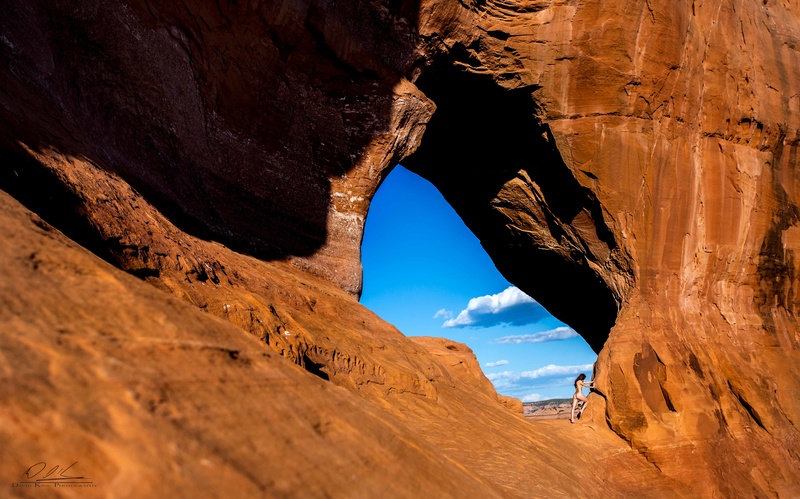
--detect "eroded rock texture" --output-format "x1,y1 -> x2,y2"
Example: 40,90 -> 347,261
425,1 -> 800,495
1,0 -> 799,496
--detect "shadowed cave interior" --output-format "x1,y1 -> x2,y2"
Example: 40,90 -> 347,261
401,60 -> 622,353
0,57 -> 622,358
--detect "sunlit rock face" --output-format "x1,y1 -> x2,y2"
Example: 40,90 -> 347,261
407,0 -> 800,495
1,0 -> 799,496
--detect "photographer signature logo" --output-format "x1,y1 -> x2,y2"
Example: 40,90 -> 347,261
12,461 -> 96,488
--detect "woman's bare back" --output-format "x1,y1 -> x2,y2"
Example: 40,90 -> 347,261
571,379 -> 593,422
573,380 -> 590,400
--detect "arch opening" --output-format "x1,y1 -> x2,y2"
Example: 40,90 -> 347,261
400,61 -> 631,353
361,165 -> 598,402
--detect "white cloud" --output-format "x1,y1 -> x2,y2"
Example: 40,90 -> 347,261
493,327 -> 579,344
441,286 -> 549,328
486,364 -> 592,383
521,393 -> 543,402
485,365 -> 596,399
519,363 -> 594,379
485,370 -> 516,382
484,359 -> 510,367
433,308 -> 453,320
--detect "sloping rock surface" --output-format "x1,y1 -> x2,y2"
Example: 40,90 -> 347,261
0,178 -> 678,497
0,190 -> 503,498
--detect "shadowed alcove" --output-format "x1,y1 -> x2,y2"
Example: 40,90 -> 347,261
399,60 -> 632,353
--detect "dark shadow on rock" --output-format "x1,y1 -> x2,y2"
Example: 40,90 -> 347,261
403,58 -> 624,352
755,131 -> 800,328
0,0 -> 420,261
0,139 -> 118,267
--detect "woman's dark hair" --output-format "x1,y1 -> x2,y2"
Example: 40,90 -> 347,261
574,373 -> 586,387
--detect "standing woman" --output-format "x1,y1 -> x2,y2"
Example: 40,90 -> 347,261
570,373 -> 594,423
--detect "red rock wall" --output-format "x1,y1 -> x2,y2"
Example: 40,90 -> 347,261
407,0 -> 800,494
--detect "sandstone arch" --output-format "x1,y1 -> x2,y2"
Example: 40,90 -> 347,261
401,61 -> 632,352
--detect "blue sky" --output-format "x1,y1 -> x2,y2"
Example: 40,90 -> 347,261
360,166 -> 597,402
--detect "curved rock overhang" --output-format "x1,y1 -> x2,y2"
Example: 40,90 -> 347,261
0,0 -> 428,296
402,61 -> 634,352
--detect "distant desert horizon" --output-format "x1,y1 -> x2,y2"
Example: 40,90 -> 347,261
523,399 -> 574,420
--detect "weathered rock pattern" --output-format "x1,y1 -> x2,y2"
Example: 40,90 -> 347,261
0,190 -> 505,498
0,0 -> 433,297
416,1 -> 800,495
1,0 -> 799,497
402,0 -> 800,495
0,159 -> 679,497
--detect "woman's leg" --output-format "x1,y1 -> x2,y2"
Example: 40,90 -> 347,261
577,394 -> 589,419
570,396 -> 579,423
